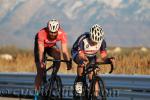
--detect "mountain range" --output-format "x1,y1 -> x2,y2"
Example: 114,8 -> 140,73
0,0 -> 150,48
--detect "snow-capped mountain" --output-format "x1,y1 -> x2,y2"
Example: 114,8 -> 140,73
0,0 -> 150,48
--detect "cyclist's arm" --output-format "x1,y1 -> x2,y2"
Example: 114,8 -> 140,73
60,30 -> 70,61
61,41 -> 72,70
99,40 -> 114,63
60,30 -> 72,70
78,40 -> 88,64
100,50 -> 107,61
38,44 -> 44,63
99,40 -> 108,61
61,43 -> 70,61
38,33 -> 45,67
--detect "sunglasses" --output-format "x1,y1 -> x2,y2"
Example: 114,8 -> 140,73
49,31 -> 58,34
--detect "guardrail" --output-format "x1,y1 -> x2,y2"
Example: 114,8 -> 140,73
0,72 -> 150,100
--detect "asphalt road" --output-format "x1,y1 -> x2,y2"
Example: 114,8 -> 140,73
0,97 -> 32,100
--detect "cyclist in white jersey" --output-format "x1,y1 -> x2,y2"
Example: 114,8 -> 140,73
71,24 -> 114,82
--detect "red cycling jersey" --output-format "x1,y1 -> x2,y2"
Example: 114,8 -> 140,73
37,27 -> 67,48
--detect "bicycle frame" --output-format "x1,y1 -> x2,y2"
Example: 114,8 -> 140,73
40,56 -> 71,100
87,62 -> 114,100
43,57 -> 72,82
73,60 -> 114,100
84,62 -> 114,76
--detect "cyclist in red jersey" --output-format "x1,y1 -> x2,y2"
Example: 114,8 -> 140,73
34,19 -> 71,97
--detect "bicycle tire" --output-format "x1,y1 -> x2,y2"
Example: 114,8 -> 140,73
38,77 -> 50,100
73,76 -> 88,100
89,76 -> 107,100
47,75 -> 62,100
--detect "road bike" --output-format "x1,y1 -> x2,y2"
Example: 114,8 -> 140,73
73,58 -> 114,100
39,56 -> 72,100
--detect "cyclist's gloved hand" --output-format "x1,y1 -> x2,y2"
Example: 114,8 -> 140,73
78,51 -> 88,61
66,58 -> 72,70
78,51 -> 89,66
78,60 -> 85,67
104,57 -> 115,64
40,62 -> 46,68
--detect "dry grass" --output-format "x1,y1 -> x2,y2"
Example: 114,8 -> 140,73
0,46 -> 36,72
0,46 -> 150,75
108,48 -> 150,75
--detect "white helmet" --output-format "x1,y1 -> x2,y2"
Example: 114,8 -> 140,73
90,24 -> 104,43
47,19 -> 59,33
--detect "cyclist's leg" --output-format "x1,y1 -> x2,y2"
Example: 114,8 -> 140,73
34,62 -> 46,90
72,51 -> 89,100
45,46 -> 61,73
72,51 -> 84,79
34,35 -> 45,91
72,51 -> 84,89
34,35 -> 46,99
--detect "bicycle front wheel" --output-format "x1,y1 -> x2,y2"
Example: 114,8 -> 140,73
89,76 -> 107,100
47,75 -> 62,100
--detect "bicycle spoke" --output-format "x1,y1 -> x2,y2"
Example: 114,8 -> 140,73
48,76 -> 62,100
89,77 -> 107,100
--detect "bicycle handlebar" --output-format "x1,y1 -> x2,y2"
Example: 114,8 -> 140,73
46,58 -> 72,63
95,62 -> 114,74
45,58 -> 72,71
84,57 -> 114,75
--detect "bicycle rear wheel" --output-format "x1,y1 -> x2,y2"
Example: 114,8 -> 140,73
47,75 -> 62,100
89,76 -> 107,100
73,76 -> 88,100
